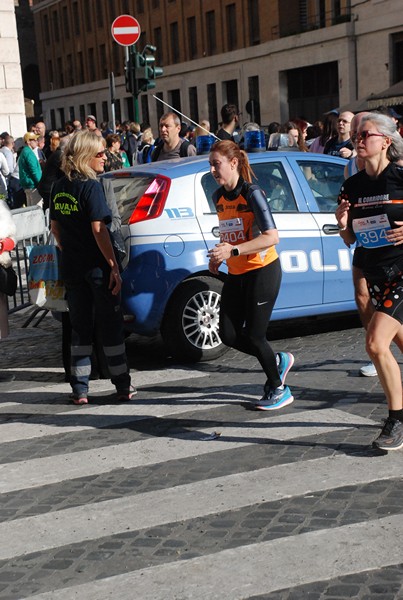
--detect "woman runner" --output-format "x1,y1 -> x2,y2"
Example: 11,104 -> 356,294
207,140 -> 294,410
336,113 -> 403,450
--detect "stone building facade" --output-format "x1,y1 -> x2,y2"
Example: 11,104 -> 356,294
31,0 -> 403,132
0,0 -> 27,138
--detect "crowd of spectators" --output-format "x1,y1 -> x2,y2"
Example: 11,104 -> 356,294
1,104 -> 402,211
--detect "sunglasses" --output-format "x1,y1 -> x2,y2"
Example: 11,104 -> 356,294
352,131 -> 385,143
95,151 -> 106,158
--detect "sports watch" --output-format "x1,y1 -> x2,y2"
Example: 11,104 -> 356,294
231,247 -> 240,257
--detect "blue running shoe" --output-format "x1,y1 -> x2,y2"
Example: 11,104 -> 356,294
277,352 -> 295,385
255,385 -> 294,411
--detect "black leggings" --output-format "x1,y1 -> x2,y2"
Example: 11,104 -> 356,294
219,259 -> 282,389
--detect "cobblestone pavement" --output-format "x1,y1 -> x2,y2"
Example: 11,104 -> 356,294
0,308 -> 402,599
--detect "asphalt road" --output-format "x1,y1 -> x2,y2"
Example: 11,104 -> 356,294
0,308 -> 402,600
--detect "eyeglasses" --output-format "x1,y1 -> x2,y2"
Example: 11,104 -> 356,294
352,131 -> 385,143
338,119 -> 351,124
95,151 -> 106,158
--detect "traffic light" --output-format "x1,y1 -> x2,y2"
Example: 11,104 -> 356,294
134,51 -> 163,95
124,58 -> 134,94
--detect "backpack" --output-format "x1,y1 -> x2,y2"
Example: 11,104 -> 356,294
151,140 -> 191,162
137,144 -> 155,164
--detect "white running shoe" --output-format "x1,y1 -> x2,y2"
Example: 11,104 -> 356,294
359,362 -> 377,377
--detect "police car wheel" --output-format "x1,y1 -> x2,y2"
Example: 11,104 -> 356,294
161,276 -> 228,363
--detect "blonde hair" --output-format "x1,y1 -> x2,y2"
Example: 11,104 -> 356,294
194,120 -> 210,139
210,140 -> 255,183
61,131 -> 101,180
142,128 -> 154,145
49,130 -> 60,152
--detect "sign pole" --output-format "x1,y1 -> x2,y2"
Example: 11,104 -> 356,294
111,15 -> 142,125
130,45 -> 140,123
109,72 -> 116,132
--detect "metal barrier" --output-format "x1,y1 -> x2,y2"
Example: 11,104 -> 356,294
8,206 -> 47,317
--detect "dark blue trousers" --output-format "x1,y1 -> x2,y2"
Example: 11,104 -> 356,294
65,267 -> 131,398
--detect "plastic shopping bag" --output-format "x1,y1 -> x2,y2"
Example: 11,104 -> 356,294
28,245 -> 68,312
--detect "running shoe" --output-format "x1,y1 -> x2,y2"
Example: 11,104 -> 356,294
372,417 -> 403,451
277,352 -> 295,385
360,362 -> 377,377
116,385 -> 137,401
255,385 -> 294,411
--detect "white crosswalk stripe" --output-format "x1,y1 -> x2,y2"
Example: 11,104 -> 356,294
0,374 -> 399,599
25,514 -> 403,600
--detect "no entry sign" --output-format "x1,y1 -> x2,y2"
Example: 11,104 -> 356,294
111,15 -> 141,46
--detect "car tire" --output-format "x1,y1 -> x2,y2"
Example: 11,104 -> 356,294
161,276 -> 228,363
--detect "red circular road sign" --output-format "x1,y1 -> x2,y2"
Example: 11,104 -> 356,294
111,15 -> 141,46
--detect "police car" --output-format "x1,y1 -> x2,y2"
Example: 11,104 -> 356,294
103,152 -> 354,362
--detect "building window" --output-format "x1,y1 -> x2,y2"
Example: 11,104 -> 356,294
319,0 -> 326,27
72,2 -> 80,35
122,0 -> 130,13
226,4 -> 237,51
62,6 -> 70,39
187,17 -> 197,60
207,83 -> 218,133
57,57 -> 64,88
69,106 -> 75,120
108,0 -> 116,21
170,22 -> 179,63
102,100 -> 109,123
141,95 -> 150,125
206,11 -> 216,55
88,48 -> 95,80
66,54 -> 73,87
392,32 -> 403,83
84,2 -> 92,32
43,14 -> 50,45
126,97 -> 134,121
113,43 -> 122,76
225,79 -> 239,110
97,3 -> 104,27
169,89 -> 181,114
58,108 -> 65,128
189,87 -> 199,123
137,0 -> 144,13
52,11 -> 60,42
155,92 -> 164,121
287,61 -> 339,122
50,109 -> 56,130
47,59 -> 53,90
247,76 -> 261,124
88,103 -> 97,119
79,104 -> 85,123
248,0 -> 260,45
115,99 -> 121,124
77,52 -> 84,84
100,45 -> 108,79
154,27 -> 163,65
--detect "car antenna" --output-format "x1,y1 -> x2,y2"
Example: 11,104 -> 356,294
152,94 -> 220,140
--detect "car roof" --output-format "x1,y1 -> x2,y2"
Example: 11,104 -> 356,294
103,151 -> 347,180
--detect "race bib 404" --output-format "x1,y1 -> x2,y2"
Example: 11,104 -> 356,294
352,214 -> 393,249
219,218 -> 245,244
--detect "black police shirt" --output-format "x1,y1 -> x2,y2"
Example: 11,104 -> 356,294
50,176 -> 112,281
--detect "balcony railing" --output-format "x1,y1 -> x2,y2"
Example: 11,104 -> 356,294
272,8 -> 351,39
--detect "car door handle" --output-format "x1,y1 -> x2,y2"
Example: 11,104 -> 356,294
322,224 -> 340,235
